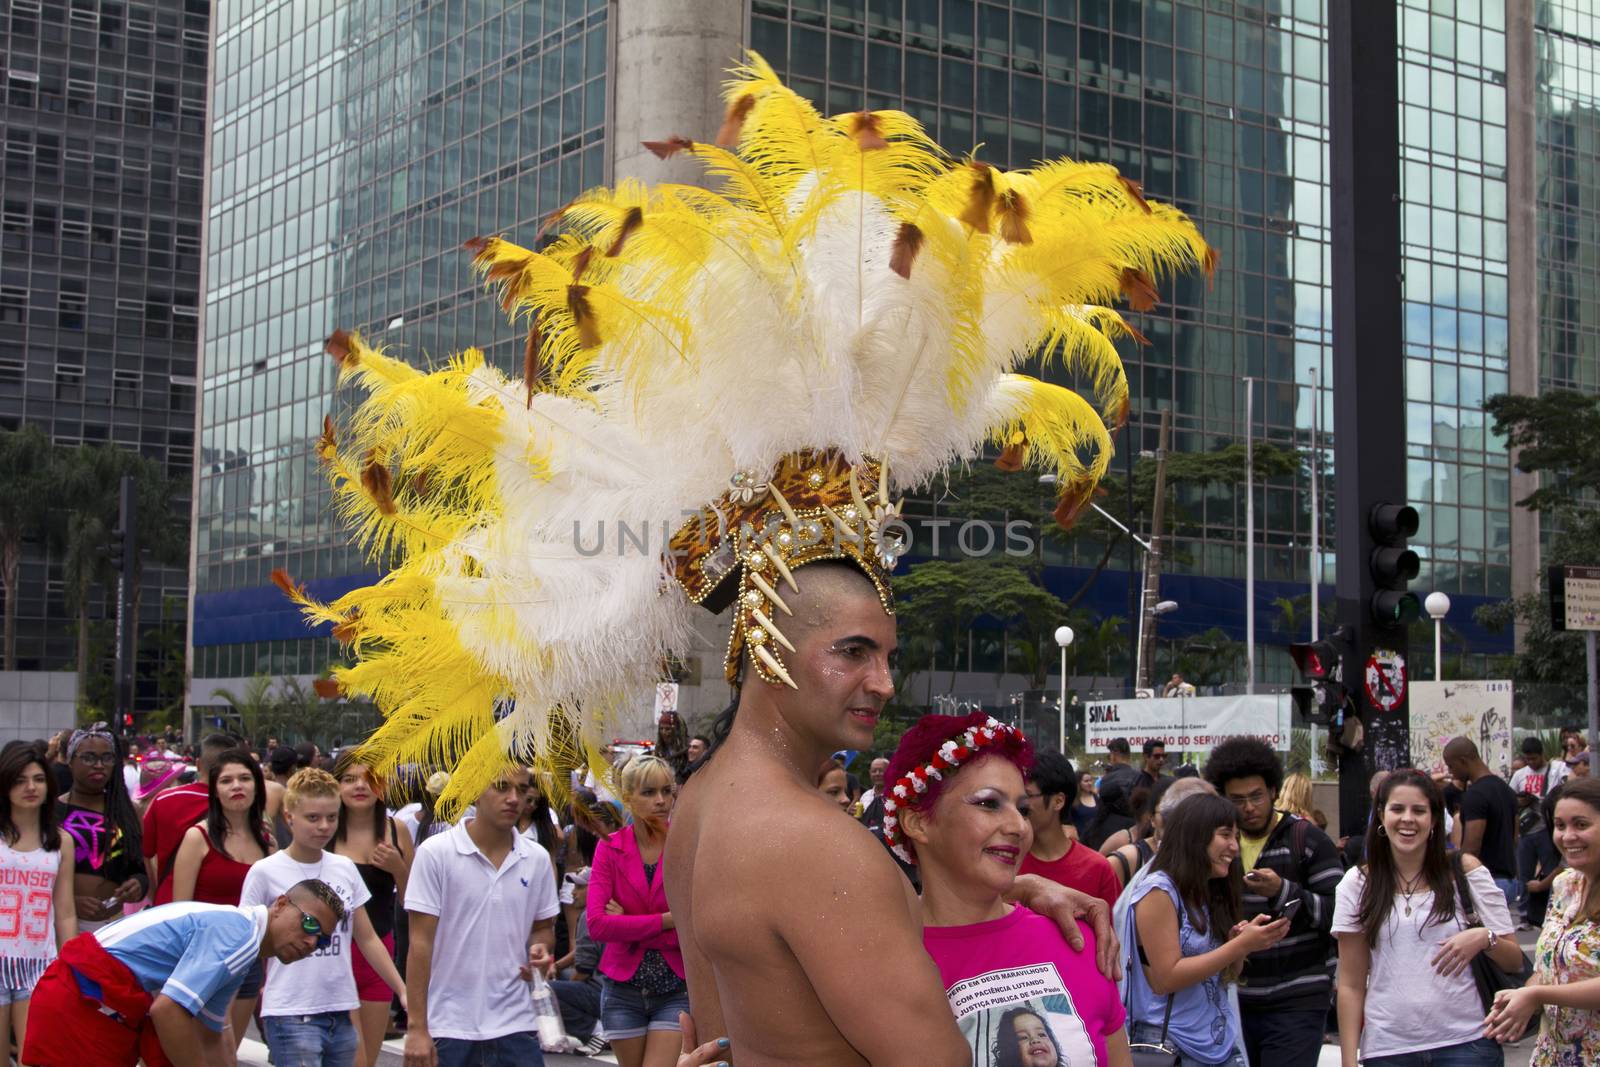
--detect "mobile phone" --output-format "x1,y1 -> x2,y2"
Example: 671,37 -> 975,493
1276,898 -> 1302,922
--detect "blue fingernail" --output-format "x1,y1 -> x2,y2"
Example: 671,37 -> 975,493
717,1038 -> 730,1048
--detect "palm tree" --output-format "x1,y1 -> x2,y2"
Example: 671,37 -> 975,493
211,675 -> 277,741
57,446 -> 122,697
0,426 -> 58,670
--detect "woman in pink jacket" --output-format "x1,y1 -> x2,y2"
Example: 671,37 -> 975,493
587,754 -> 686,1067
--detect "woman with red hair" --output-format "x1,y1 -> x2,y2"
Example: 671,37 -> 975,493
886,713 -> 1132,1067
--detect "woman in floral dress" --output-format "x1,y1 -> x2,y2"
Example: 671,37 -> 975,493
1484,777 -> 1600,1065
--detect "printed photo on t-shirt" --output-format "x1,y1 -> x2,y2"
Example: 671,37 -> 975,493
945,964 -> 1098,1067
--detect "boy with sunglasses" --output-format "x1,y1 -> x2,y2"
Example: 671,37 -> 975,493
20,880 -> 343,1067
240,768 -> 406,1067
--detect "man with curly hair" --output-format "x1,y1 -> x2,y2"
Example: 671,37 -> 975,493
1203,736 -> 1341,1066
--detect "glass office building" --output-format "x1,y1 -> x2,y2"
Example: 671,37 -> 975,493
191,0 -> 1597,708
1,0 -> 206,705
191,0 -> 607,688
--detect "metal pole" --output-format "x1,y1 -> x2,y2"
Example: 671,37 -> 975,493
1136,409 -> 1172,692
1434,617 -> 1444,681
114,475 -> 136,737
1059,644 -> 1068,754
1309,367 -> 1320,642
1125,421 -> 1138,689
1587,630 -> 1597,759
1246,377 -> 1256,695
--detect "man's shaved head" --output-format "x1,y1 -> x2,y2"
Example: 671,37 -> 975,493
1442,737 -> 1480,761
764,560 -> 889,648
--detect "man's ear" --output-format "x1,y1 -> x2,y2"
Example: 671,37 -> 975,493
1050,792 -> 1067,817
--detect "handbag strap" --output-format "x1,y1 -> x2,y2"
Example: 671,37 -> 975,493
1124,888 -> 1176,1042
1448,852 -> 1482,927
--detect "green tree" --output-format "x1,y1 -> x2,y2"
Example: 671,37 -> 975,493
0,426 -> 60,670
1475,390 -> 1600,690
893,556 -> 1069,698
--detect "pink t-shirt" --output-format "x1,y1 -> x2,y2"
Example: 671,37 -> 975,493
922,904 -> 1125,1066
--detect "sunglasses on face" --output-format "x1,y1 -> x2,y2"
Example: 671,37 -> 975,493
297,908 -> 333,949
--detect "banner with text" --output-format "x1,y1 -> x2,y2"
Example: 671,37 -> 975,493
1084,694 -> 1292,754
1409,680 -> 1514,780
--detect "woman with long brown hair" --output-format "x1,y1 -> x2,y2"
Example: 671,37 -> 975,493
1484,776 -> 1600,1063
1333,768 -> 1523,1066
1124,792 -> 1285,1065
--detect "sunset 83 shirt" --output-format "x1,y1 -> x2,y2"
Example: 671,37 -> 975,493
0,838 -> 62,990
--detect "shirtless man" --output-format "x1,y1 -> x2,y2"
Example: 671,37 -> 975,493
665,563 -> 1117,1065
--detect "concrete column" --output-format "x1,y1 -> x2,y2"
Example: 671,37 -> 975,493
1504,0 -> 1541,612
609,0 -> 748,186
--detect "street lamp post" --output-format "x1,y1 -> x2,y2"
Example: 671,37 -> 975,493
1054,625 -> 1075,753
1425,591 -> 1451,681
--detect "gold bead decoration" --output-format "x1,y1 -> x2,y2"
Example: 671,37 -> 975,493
747,626 -> 768,645
806,470 -> 825,490
743,589 -> 762,607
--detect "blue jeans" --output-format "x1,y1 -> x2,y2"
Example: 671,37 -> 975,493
552,976 -> 602,1042
1492,876 -> 1519,919
599,976 -> 688,1041
1129,1021 -> 1247,1067
1241,1006 -> 1327,1066
1364,1037 -> 1504,1066
434,1031 -> 545,1067
263,1012 -> 359,1067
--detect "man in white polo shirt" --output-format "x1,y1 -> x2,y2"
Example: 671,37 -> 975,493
404,772 -> 560,1067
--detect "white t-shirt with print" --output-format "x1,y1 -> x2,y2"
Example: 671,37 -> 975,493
1510,761 -> 1569,797
238,850 -> 371,1017
405,820 -> 560,1040
1331,862 -> 1512,1059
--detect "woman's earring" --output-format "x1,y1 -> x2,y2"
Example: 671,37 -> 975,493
1377,825 -> 1387,837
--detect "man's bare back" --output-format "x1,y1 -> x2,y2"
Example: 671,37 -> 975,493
665,738 -> 967,1066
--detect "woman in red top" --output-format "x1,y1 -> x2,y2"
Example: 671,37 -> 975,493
169,747 -> 273,1044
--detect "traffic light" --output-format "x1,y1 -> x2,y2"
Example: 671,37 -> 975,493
122,712 -> 134,729
109,526 -> 126,573
1368,502 -> 1421,626
1289,629 -> 1350,726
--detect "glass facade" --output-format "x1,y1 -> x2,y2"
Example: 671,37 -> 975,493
750,0 -> 1519,671
1536,0 -> 1600,395
0,0 -> 205,698
192,0 -> 607,682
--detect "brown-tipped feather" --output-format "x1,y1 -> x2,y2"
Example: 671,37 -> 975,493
331,610 -> 361,646
360,451 -> 397,515
1120,268 -> 1160,312
642,136 -> 695,160
1203,244 -> 1221,288
605,207 -> 644,257
569,245 -> 595,283
1124,322 -> 1151,346
995,436 -> 1027,472
847,111 -> 889,151
325,329 -> 357,369
1111,395 -> 1132,432
523,313 -> 543,408
312,678 -> 343,699
317,415 -> 337,462
408,470 -> 431,500
270,568 -> 301,600
462,235 -> 492,257
995,189 -> 1033,244
1053,483 -> 1096,530
716,94 -> 756,148
568,286 -> 601,348
889,222 -> 925,279
1119,176 -> 1152,213
958,163 -> 996,234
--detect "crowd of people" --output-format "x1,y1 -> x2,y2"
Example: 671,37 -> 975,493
0,702 -> 1590,1067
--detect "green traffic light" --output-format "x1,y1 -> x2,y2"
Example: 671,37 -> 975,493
1372,590 -> 1422,626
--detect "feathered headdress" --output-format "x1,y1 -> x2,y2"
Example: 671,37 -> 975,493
282,54 -> 1213,812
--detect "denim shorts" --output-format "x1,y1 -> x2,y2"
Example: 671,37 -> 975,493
1365,1037 -> 1504,1067
1129,1021 -> 1247,1067
434,1031 -> 545,1067
263,1010 -> 359,1067
599,976 -> 688,1041
0,981 -> 33,1006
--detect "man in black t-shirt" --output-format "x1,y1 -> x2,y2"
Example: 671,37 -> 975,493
1444,736 -> 1519,911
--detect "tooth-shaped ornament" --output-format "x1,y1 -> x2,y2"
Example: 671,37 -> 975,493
761,542 -> 800,592
748,571 -> 792,615
750,607 -> 795,651
753,644 -> 799,689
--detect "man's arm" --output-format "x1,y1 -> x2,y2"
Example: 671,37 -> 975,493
149,994 -> 236,1067
404,912 -> 439,1067
1458,784 -> 1488,859
1273,825 -> 1344,933
1007,874 -> 1120,978
775,821 -> 968,1067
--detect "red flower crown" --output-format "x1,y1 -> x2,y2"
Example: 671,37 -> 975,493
881,716 -> 1028,865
